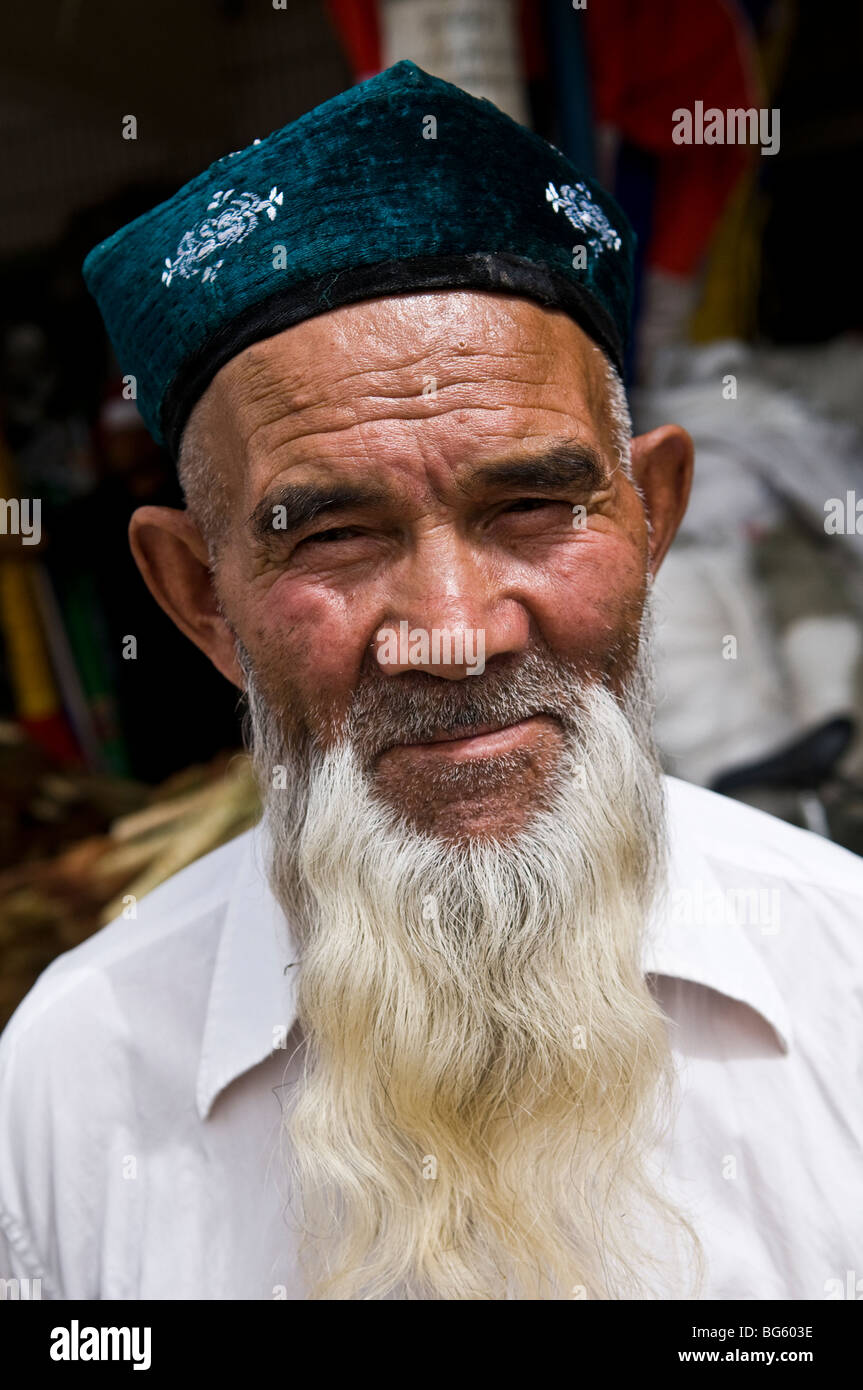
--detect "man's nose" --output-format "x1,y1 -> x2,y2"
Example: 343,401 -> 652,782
373,533 -> 528,679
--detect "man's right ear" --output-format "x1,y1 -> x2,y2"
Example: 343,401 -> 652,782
128,506 -> 245,690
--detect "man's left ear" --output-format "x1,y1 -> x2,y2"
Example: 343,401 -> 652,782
629,424 -> 693,576
128,505 -> 245,690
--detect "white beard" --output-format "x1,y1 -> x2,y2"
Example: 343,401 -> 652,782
241,606 -> 703,1299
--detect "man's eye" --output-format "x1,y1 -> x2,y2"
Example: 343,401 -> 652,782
503,498 -> 561,513
302,526 -> 364,545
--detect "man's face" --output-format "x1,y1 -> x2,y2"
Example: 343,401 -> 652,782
173,290 -> 679,840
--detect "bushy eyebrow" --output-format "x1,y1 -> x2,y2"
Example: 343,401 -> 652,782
247,483 -> 388,544
247,441 -> 610,544
476,441 -> 610,494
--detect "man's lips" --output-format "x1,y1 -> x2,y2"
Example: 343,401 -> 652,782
378,714 -> 559,762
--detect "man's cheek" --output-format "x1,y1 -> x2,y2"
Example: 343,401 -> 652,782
534,539 -> 645,659
252,580 -> 371,705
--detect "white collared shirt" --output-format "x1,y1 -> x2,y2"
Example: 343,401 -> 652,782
1,776 -> 862,1301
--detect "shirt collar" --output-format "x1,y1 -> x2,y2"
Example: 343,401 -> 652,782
196,822 -> 300,1121
643,779 -> 793,1055
197,781 -> 793,1119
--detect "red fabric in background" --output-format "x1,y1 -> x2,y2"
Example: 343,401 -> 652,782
324,0 -> 758,276
325,0 -> 382,80
583,0 -> 762,274
21,713 -> 82,767
518,0 -> 547,82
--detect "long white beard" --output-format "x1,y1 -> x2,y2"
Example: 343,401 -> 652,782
241,612 -> 702,1300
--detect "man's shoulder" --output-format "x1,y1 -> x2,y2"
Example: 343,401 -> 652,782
0,826 -> 256,1051
664,774 -> 863,896
0,825 -> 260,1297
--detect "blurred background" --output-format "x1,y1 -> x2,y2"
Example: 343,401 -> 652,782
1,0 -> 862,1023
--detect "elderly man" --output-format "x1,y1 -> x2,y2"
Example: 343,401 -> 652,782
1,62 -> 861,1303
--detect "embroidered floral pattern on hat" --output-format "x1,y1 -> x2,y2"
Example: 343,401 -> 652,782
545,180 -> 622,257
161,186 -> 284,287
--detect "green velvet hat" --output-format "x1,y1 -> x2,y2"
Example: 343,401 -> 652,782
83,60 -> 635,457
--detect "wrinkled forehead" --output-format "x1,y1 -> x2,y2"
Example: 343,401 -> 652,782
190,289 -> 612,481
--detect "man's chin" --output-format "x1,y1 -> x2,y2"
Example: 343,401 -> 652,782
369,716 -> 568,842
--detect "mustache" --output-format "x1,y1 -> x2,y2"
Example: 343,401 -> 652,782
342,647 -> 597,762
236,627 -> 651,771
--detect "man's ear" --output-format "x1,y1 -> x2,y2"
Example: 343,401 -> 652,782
128,506 -> 244,690
629,424 -> 693,576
